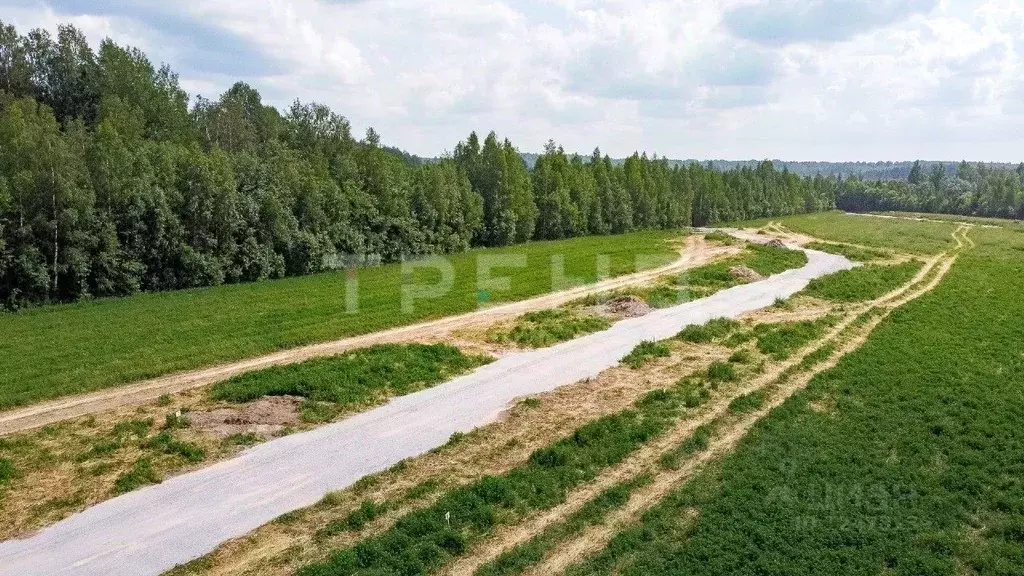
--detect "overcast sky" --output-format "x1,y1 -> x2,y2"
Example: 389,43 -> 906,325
4,0 -> 1022,162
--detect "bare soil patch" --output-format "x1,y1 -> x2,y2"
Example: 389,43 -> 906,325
603,295 -> 652,318
189,396 -> 303,438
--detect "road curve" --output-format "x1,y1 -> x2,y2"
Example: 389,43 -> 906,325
0,246 -> 853,576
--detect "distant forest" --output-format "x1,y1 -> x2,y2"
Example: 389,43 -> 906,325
836,160 -> 1024,219
0,21 -> 1019,310
497,156 -> 1020,181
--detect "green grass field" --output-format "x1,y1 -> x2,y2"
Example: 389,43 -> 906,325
801,260 -> 923,302
780,212 -> 958,254
0,231 -> 678,409
564,217 -> 1024,575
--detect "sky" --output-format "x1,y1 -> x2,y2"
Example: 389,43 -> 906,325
3,0 -> 1023,162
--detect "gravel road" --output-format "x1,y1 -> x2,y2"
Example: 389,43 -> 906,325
0,244 -> 852,576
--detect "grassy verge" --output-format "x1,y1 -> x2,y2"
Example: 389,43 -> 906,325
777,212 -> 956,254
486,309 -> 611,348
566,227 -> 1024,574
801,260 -> 923,302
0,230 -> 678,409
210,343 -> 491,408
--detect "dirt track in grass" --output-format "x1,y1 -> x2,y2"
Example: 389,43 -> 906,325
447,226 -> 965,576
0,235 -> 739,436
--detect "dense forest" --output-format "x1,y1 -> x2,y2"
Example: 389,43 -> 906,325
836,160 -> 1024,219
516,156 -> 1020,180
0,21 -> 841,309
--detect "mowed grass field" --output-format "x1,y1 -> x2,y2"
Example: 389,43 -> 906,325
561,215 -> 1024,574
0,231 -> 679,409
781,212 -> 959,254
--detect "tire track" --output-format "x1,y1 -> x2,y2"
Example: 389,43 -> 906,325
462,228 -> 968,576
0,236 -> 739,436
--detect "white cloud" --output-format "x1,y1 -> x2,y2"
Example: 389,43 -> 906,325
4,0 -> 1024,161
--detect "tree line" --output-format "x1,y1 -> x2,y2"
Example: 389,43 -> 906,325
836,160 -> 1024,219
0,21 -> 837,309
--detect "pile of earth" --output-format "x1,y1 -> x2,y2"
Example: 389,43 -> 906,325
190,395 -> 303,438
729,265 -> 764,282
605,295 -> 652,317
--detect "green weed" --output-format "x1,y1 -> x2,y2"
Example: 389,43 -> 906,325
475,475 -> 652,576
405,478 -> 442,501
162,412 -> 190,430
677,317 -> 740,343
706,361 -> 737,384
0,457 -> 16,484
489,309 -> 610,348
145,431 -> 206,464
802,261 -> 923,302
221,433 -> 260,447
297,364 -> 711,576
728,390 -> 765,414
210,343 -> 491,406
112,459 -> 160,494
621,341 -> 671,369
728,349 -> 752,364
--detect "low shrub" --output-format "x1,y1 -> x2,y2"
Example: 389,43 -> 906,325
728,390 -> 765,414
621,341 -> 672,369
677,317 -> 740,343
703,231 -> 738,245
728,349 -> 752,364
707,361 -> 737,383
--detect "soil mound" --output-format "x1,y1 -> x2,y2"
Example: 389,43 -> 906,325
605,295 -> 652,317
190,395 -> 303,438
766,239 -> 786,248
728,265 -> 764,282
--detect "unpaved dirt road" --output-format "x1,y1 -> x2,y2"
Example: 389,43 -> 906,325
0,235 -> 737,436
0,244 -> 852,576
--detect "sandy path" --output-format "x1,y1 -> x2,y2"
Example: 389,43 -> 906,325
0,242 -> 852,576
0,236 -> 737,436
